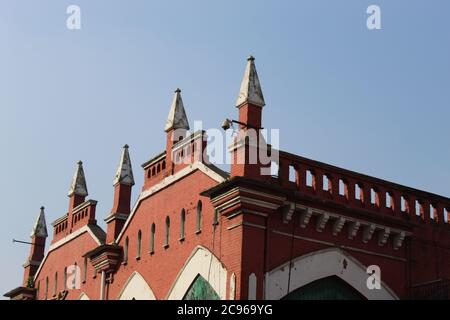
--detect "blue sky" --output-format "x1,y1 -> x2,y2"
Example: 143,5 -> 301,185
1,0 -> 449,296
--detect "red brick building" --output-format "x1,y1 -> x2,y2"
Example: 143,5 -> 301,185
5,57 -> 450,300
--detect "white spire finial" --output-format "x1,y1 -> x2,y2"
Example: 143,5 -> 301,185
68,161 -> 88,197
113,144 -> 135,186
30,206 -> 48,238
236,55 -> 265,108
164,88 -> 190,132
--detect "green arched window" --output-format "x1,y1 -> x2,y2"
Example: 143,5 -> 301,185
183,274 -> 220,300
282,276 -> 365,300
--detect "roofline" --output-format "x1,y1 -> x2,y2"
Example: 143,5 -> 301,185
279,150 -> 450,203
33,224 -> 105,281
51,213 -> 68,227
116,161 -> 227,243
141,151 -> 166,169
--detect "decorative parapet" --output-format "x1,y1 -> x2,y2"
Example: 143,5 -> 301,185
273,150 -> 450,228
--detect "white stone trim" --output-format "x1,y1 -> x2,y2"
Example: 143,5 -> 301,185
116,162 -> 226,243
266,247 -> 399,300
117,271 -> 156,300
248,273 -> 257,300
282,202 -> 295,223
229,273 -> 236,300
33,225 -> 103,281
78,292 -> 90,300
211,187 -> 285,205
49,225 -> 103,251
271,229 -> 406,262
166,246 -> 227,300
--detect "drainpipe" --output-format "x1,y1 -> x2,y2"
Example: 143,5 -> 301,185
100,271 -> 106,300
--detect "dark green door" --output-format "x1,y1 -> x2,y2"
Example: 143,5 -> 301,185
282,276 -> 365,300
183,274 -> 220,300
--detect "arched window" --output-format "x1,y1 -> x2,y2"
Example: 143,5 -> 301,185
63,267 -> 67,290
124,237 -> 129,263
137,230 -> 142,259
71,262 -> 78,290
45,277 -> 49,300
180,209 -> 186,240
150,223 -> 155,254
54,272 -> 58,296
213,209 -> 219,225
196,201 -> 202,233
36,280 -> 40,299
164,216 -> 170,247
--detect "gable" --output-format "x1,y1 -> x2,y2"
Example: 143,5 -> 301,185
116,162 -> 227,243
33,225 -> 104,285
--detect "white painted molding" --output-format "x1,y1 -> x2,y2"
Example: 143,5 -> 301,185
78,292 -> 90,300
299,208 -> 313,228
348,221 -> 361,240
166,246 -> 227,300
265,248 -> 398,300
33,225 -> 104,281
117,271 -> 156,300
363,224 -> 376,243
316,213 -> 330,232
229,273 -> 236,300
282,202 -> 295,223
248,273 -> 257,300
378,228 -> 391,247
332,217 -> 346,236
393,232 -> 406,250
116,162 -> 226,243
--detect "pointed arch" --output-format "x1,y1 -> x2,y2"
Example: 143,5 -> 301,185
180,209 -> 186,239
118,271 -> 157,300
183,274 -> 220,300
164,216 -> 170,247
266,248 -> 398,300
196,201 -> 202,232
78,292 -> 90,300
166,246 -> 227,300
137,230 -> 142,258
150,223 -> 156,253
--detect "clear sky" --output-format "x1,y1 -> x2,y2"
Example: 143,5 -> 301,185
1,0 -> 449,297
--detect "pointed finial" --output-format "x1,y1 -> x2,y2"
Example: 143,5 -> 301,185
68,161 -> 88,197
236,55 -> 265,108
31,206 -> 48,238
164,88 -> 190,132
113,144 -> 135,186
